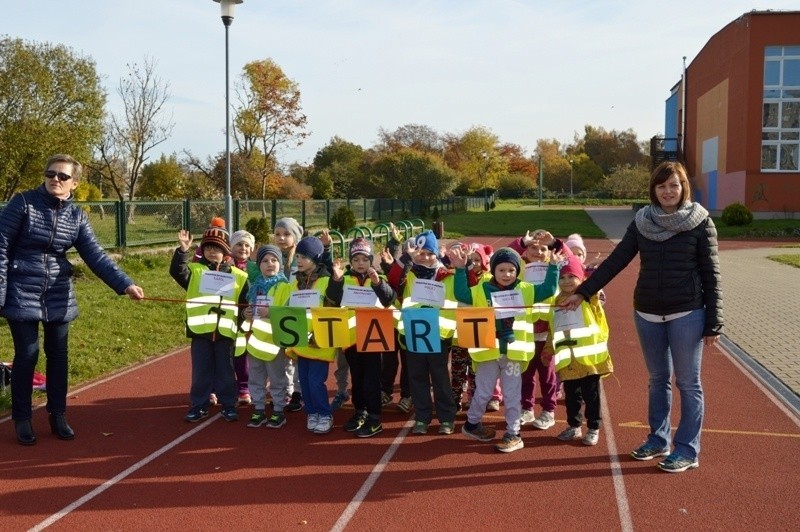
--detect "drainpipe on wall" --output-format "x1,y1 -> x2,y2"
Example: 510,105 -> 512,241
681,55 -> 687,156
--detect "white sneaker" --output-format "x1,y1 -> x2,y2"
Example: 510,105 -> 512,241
557,426 -> 582,441
519,409 -> 536,425
531,410 -> 555,430
486,400 -> 501,412
306,413 -> 320,432
314,415 -> 333,434
583,429 -> 600,446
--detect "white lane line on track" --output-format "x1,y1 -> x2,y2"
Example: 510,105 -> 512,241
601,383 -> 635,532
28,413 -> 218,532
330,419 -> 415,532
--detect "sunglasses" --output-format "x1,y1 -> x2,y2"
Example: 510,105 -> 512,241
44,170 -> 73,181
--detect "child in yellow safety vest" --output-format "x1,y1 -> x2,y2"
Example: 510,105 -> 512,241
170,218 -> 250,424
286,236 -> 336,434
326,238 -> 397,438
450,247 -> 557,453
544,255 -> 613,446
238,244 -> 292,429
387,230 -> 458,435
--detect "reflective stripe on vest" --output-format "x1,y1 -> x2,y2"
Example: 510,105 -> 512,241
551,303 -> 610,371
397,272 -> 458,339
468,282 -> 536,363
235,282 -> 290,360
186,264 -> 247,339
287,276 -> 337,362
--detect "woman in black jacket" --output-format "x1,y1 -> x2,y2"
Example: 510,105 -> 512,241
0,154 -> 144,446
563,161 -> 722,473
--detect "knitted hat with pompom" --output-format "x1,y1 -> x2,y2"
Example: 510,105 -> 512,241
201,217 -> 231,254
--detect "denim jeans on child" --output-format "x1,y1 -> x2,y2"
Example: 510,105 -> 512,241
634,308 -> 705,460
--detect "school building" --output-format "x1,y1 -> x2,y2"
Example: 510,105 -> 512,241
654,10 -> 800,215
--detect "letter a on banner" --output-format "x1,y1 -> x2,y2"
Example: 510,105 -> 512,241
402,307 -> 441,354
311,307 -> 350,348
456,307 -> 496,348
269,306 -> 308,347
356,308 -> 395,352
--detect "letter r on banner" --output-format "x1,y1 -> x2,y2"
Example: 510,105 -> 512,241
402,307 -> 441,354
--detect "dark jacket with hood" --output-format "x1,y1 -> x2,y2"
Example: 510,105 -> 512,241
0,185 -> 133,322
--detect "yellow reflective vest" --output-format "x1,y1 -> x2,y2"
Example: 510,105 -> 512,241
468,282 -> 536,365
185,263 -> 248,340
286,276 -> 337,362
397,271 -> 458,341
235,282 -> 291,360
547,297 -> 613,381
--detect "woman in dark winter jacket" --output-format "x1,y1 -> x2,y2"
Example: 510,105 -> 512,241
563,161 -> 722,474
0,154 -> 144,446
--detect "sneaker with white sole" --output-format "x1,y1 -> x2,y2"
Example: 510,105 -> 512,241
306,413 -> 320,432
397,396 -> 413,413
531,410 -> 555,430
247,410 -> 268,428
495,432 -> 524,453
381,391 -> 392,406
582,428 -> 600,446
266,412 -> 286,428
314,415 -> 333,434
486,400 -> 501,412
519,409 -> 536,425
658,454 -> 699,473
412,420 -> 429,434
438,421 -> 455,435
630,442 -> 670,461
462,422 -> 496,442
557,426 -> 582,441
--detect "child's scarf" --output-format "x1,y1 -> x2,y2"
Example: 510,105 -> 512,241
247,272 -> 288,304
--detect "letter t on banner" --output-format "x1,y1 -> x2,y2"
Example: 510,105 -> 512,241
311,307 -> 350,348
456,307 -> 496,348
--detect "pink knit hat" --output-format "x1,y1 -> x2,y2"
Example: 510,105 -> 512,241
559,255 -> 585,281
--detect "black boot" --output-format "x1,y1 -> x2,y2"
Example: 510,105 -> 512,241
15,419 -> 37,446
49,413 -> 75,440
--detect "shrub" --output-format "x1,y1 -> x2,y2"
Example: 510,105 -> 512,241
245,217 -> 272,245
721,202 -> 753,226
329,206 -> 357,233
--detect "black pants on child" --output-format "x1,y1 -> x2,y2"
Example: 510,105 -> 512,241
344,345 -> 382,419
564,374 -> 601,430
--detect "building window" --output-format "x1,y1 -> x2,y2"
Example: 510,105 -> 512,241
762,46 -> 800,171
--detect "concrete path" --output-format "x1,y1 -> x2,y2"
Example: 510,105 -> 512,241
585,206 -> 800,410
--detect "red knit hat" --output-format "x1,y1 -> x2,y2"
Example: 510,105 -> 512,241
469,243 -> 490,272
559,255 -> 585,281
201,217 -> 231,255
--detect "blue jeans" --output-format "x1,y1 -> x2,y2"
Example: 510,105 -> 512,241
297,357 -> 331,417
8,320 -> 71,420
634,309 -> 705,459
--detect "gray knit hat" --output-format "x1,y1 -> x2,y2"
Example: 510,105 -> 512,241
274,217 -> 303,244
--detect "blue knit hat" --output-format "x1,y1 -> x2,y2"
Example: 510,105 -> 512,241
256,244 -> 284,268
415,230 -> 438,255
296,236 -> 325,263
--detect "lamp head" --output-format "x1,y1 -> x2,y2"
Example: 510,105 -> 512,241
213,0 -> 243,26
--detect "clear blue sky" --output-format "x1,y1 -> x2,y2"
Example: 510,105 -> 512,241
4,1 -> 798,166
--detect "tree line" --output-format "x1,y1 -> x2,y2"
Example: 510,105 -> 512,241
1,37 -> 652,205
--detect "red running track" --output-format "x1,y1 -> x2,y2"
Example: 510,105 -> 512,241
1,237 -> 799,531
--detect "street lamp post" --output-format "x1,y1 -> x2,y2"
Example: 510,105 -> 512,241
213,0 -> 243,232
481,152 -> 489,211
569,159 -> 574,199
